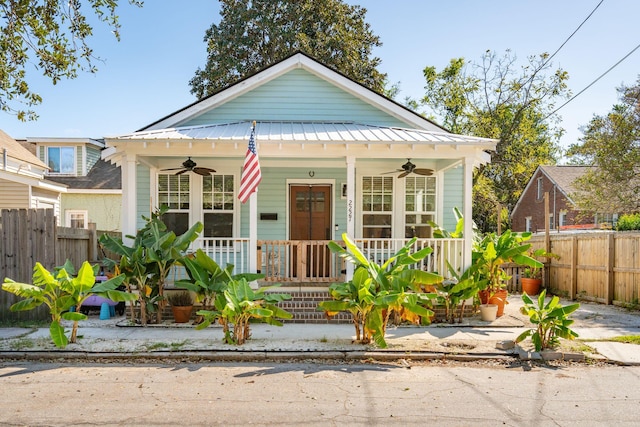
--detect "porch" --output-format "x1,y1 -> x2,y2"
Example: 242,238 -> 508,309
186,237 -> 465,284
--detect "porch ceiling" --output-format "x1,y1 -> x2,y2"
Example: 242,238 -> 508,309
110,121 -> 497,148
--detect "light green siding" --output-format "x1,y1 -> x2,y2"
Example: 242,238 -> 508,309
61,194 -> 121,231
442,167 -> 463,231
136,164 -> 151,230
240,166 -> 347,240
182,69 -> 410,128
75,146 -> 82,175
86,147 -> 101,172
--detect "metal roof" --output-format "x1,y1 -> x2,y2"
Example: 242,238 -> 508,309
112,121 -> 497,147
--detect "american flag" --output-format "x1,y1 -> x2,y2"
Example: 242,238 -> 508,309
238,123 -> 262,203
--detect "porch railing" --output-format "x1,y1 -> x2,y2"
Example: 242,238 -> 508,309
354,238 -> 464,278
170,237 -> 464,284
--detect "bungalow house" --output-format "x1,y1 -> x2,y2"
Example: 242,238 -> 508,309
23,138 -> 122,232
0,130 -> 66,217
511,165 -> 618,232
103,52 -> 497,282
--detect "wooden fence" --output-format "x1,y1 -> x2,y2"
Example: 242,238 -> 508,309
0,209 -> 120,321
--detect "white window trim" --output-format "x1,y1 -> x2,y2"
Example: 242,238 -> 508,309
525,216 -> 532,232
65,210 -> 88,229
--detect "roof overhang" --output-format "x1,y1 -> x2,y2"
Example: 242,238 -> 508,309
104,121 -> 497,168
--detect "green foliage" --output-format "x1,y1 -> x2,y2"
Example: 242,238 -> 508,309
175,249 -> 263,317
196,279 -> 291,345
2,260 -> 134,348
189,0 -> 385,98
434,263 -> 480,324
617,213 -> 640,231
318,233 -> 441,348
516,289 -> 580,351
421,50 -> 570,232
567,77 -> 640,214
0,0 -> 143,120
473,230 -> 542,299
99,206 -> 203,325
167,291 -> 192,307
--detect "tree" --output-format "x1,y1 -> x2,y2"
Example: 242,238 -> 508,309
566,77 -> 640,214
0,0 -> 142,121
421,50 -> 570,232
189,0 -> 385,99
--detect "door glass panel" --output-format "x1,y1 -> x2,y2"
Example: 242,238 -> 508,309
313,191 -> 325,212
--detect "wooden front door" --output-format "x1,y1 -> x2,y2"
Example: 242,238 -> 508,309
290,185 -> 332,278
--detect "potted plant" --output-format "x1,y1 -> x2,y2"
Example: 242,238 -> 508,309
520,249 -> 559,296
168,291 -> 193,323
473,230 -> 543,318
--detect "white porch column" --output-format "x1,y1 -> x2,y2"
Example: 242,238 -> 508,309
121,154 -> 137,245
462,157 -> 474,269
346,156 -> 356,280
248,191 -> 258,273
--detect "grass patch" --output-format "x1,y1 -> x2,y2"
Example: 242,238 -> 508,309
144,342 -> 170,351
170,340 -> 190,350
602,335 -> 640,345
583,335 -> 640,345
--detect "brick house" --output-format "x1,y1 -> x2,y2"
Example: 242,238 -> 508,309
511,165 -> 617,232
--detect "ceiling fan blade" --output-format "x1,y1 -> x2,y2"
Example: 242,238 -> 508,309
161,167 -> 185,171
414,168 -> 434,176
381,169 -> 403,175
175,169 -> 189,176
193,167 -> 215,176
398,171 -> 410,178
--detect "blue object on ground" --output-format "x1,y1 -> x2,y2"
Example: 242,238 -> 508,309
99,303 -> 111,320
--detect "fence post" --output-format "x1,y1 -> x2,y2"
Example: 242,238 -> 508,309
605,233 -> 615,305
88,222 -> 97,262
570,235 -> 578,300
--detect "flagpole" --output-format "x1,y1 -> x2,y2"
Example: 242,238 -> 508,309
248,121 -> 258,273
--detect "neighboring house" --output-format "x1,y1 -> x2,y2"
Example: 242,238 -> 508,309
0,130 -> 66,218
511,165 -> 618,232
25,138 -> 122,231
103,52 -> 497,281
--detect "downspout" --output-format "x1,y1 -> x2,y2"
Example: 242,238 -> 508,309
2,148 -> 7,170
553,185 -> 557,233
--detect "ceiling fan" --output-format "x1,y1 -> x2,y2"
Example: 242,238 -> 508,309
383,159 -> 433,178
161,157 -> 216,176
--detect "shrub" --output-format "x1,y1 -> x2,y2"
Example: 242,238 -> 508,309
616,213 -> 640,231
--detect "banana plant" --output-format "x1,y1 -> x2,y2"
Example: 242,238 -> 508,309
2,260 -> 135,348
319,233 -> 442,347
516,289 -> 580,351
175,249 -> 264,323
100,206 -> 203,325
195,278 -> 292,345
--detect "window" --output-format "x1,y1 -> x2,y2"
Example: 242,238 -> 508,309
47,147 -> 75,174
202,175 -> 234,239
361,176 -> 393,238
525,217 -> 532,232
65,210 -> 88,228
559,210 -> 567,227
537,178 -> 543,200
549,213 -> 554,230
405,176 -> 436,238
158,174 -> 190,235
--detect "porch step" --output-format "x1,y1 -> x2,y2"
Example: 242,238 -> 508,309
266,288 -> 352,324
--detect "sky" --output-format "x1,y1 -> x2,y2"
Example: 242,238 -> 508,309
2,0 -> 639,156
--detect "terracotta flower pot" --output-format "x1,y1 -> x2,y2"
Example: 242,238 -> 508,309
521,278 -> 542,296
171,305 -> 193,323
488,289 -> 508,317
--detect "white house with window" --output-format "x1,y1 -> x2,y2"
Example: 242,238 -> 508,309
28,137 -> 122,231
0,130 -> 66,217
103,52 -> 497,282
